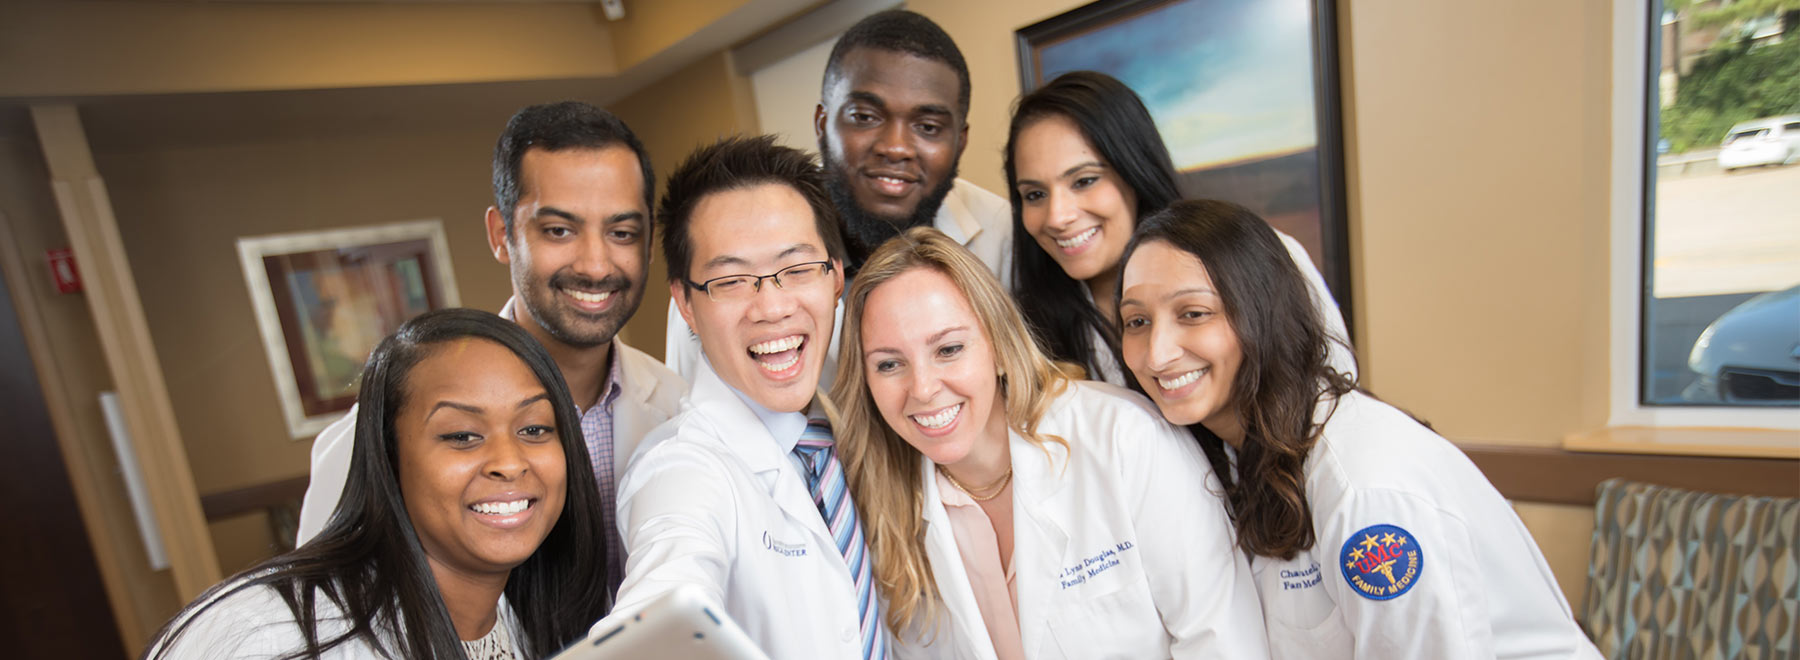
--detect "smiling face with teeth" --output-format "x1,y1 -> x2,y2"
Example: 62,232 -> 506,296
1118,240 -> 1245,440
395,338 -> 567,579
486,146 -> 650,353
816,47 -> 967,264
673,183 -> 844,414
859,267 -> 1009,470
1013,115 -> 1138,291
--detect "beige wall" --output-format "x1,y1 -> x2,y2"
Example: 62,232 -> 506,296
1339,0 -> 1614,607
894,0 -> 1615,607
752,36 -> 840,150
26,48 -> 754,579
93,119 -> 520,572
609,50 -> 762,359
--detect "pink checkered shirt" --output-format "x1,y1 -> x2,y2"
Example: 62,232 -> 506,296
582,351 -> 627,593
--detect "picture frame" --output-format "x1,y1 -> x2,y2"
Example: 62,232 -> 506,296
1017,0 -> 1353,330
237,219 -> 461,439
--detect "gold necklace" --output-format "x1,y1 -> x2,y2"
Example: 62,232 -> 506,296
939,465 -> 1013,502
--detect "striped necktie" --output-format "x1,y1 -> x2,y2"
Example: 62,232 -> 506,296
793,418 -> 890,660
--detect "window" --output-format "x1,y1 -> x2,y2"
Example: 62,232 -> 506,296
1639,0 -> 1799,409
1609,0 -> 1799,430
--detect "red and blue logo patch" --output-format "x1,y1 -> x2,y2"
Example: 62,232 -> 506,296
1338,524 -> 1422,600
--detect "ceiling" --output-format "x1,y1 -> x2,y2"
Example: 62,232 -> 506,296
2,0 -> 836,150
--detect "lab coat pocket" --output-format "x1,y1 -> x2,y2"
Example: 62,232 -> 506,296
1265,610 -> 1351,660
1256,559 -> 1335,629
1256,556 -> 1350,659
1045,574 -> 1165,660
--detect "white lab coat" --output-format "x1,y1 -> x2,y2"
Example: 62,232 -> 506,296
610,360 -> 875,660
664,178 -> 1014,386
147,572 -> 522,659
1249,390 -> 1602,659
899,381 -> 1270,660
295,333 -> 686,543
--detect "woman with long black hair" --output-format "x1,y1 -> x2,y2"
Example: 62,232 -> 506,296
1116,201 -> 1599,659
145,308 -> 611,659
1005,71 -> 1352,384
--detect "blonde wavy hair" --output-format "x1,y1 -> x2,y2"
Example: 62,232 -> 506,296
828,226 -> 1077,637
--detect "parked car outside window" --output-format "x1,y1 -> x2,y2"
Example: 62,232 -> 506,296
1717,114 -> 1800,172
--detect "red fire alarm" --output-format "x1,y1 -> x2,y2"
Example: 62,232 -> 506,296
47,248 -> 82,294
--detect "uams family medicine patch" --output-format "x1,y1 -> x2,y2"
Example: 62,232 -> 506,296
1339,524 -> 1423,600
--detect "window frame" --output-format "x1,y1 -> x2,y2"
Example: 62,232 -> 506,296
1608,0 -> 1800,430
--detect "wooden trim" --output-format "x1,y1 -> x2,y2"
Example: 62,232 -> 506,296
31,104 -> 221,599
0,209 -> 148,655
1461,443 -> 1800,506
1563,425 -> 1799,460
201,476 -> 310,521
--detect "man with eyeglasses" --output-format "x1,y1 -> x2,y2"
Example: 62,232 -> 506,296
608,135 -> 889,659
662,10 -> 1008,390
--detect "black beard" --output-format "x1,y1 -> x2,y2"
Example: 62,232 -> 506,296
820,147 -> 957,274
518,268 -> 637,349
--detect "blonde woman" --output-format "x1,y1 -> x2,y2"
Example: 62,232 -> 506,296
829,227 -> 1268,660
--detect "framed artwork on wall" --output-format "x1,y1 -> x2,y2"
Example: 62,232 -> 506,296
1017,0 -> 1352,329
237,219 -> 460,439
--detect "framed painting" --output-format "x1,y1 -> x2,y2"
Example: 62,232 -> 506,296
237,219 -> 461,439
1018,0 -> 1353,329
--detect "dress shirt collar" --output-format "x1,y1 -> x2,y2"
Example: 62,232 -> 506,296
499,296 -> 626,411
706,356 -> 811,454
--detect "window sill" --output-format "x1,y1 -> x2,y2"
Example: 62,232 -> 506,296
1562,425 -> 1800,460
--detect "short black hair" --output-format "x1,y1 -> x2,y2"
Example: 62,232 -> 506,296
659,135 -> 847,284
824,9 -> 971,117
491,102 -> 654,236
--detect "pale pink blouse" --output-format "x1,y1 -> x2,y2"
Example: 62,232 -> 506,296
935,470 -> 1026,660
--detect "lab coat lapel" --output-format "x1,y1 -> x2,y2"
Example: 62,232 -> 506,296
609,342 -> 669,474
918,458 -> 999,660
688,364 -> 839,561
1011,430 -> 1074,659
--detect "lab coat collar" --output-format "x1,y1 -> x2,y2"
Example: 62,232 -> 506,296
1009,428 -> 1075,659
716,366 -> 810,456
918,457 -> 1001,659
1011,429 -> 1073,548
932,178 -> 984,247
687,359 -> 839,551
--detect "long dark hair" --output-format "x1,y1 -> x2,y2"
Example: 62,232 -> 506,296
147,308 -> 611,659
1005,71 -> 1183,381
1121,200 -> 1356,560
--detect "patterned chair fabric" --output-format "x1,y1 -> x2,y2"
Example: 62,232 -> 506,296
1585,478 -> 1799,659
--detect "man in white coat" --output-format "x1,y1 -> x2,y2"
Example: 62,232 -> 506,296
612,135 -> 886,659
296,103 -> 686,596
664,10 -> 1010,385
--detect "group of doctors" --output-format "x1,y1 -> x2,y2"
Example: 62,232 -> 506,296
147,9 -> 1605,660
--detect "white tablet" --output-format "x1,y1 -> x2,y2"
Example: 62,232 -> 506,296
552,585 -> 771,660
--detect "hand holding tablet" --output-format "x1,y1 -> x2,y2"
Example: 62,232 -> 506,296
555,586 -> 771,660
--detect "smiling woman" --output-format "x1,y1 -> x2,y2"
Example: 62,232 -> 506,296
1117,201 -> 1600,659
144,309 -> 611,660
830,226 -> 1270,659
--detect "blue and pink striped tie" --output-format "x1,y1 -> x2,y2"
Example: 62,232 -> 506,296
794,418 -> 890,660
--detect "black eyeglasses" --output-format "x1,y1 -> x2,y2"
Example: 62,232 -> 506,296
683,261 -> 835,302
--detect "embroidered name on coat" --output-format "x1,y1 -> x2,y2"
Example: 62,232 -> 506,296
1057,541 -> 1135,589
